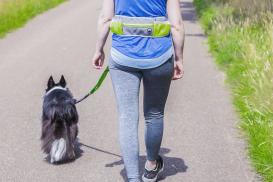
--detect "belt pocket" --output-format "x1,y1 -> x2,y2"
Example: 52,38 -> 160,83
123,24 -> 154,36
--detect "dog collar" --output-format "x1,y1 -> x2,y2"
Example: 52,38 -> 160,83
45,86 -> 67,96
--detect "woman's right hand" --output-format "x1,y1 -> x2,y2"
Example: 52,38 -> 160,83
172,60 -> 184,80
92,50 -> 105,69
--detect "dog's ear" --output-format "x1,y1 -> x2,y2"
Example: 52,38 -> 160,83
59,75 -> 66,88
47,76 -> 55,89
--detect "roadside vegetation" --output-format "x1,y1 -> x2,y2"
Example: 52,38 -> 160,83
193,0 -> 273,181
0,0 -> 65,38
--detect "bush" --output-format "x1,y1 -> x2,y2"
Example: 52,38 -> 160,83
194,0 -> 273,181
0,0 -> 66,37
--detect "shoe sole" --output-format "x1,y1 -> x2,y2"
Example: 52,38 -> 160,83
142,163 -> 164,182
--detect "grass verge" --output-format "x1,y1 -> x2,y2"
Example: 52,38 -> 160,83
0,0 -> 66,38
193,0 -> 273,181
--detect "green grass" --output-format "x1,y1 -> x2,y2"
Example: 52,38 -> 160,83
193,0 -> 273,181
0,0 -> 66,38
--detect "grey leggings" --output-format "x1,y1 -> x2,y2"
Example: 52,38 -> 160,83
108,56 -> 174,182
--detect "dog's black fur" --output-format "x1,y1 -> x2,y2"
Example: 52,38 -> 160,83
41,75 -> 78,164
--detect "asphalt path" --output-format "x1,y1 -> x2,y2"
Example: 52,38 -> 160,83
0,0 -> 259,181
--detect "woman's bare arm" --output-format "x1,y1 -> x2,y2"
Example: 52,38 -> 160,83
167,0 -> 185,63
92,0 -> 114,69
167,0 -> 185,79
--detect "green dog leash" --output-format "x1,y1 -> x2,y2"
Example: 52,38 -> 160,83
75,66 -> 109,104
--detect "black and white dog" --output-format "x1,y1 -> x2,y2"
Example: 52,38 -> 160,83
41,76 -> 78,164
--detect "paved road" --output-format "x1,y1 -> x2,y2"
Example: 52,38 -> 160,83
0,0 -> 259,181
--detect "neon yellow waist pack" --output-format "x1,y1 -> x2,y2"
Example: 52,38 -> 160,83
110,15 -> 171,37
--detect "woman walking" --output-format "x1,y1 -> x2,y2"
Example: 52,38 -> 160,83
92,0 -> 185,181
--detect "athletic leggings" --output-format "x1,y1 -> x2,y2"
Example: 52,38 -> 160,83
108,56 -> 174,182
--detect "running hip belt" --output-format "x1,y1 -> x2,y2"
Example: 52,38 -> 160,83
110,15 -> 171,37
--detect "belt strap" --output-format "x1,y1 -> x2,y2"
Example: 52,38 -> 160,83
110,15 -> 171,37
112,15 -> 168,24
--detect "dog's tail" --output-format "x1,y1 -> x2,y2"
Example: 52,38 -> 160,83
50,137 -> 66,163
50,118 -> 68,163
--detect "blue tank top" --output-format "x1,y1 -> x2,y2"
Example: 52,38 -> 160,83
111,0 -> 174,69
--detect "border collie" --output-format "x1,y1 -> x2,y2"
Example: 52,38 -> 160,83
41,75 -> 78,164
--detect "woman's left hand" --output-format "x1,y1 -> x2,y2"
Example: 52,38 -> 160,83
92,50 -> 105,69
172,60 -> 184,80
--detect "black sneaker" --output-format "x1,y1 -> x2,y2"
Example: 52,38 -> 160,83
142,155 -> 164,182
